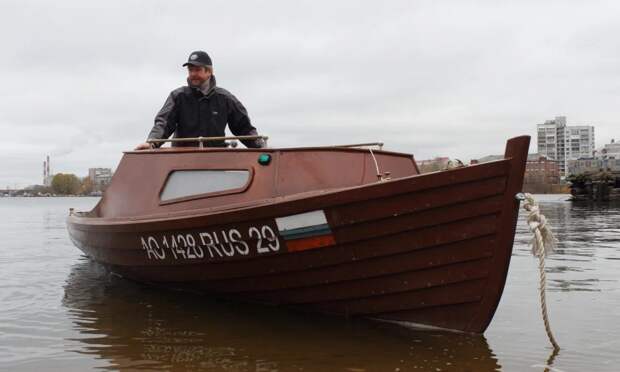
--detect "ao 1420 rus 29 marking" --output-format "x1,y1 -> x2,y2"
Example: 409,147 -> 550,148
140,225 -> 280,261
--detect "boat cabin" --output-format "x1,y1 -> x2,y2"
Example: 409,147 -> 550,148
94,145 -> 420,218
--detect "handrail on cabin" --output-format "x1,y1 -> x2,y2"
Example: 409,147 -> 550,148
147,135 -> 269,148
146,137 -> 383,150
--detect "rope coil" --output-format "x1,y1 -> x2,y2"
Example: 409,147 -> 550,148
519,192 -> 560,351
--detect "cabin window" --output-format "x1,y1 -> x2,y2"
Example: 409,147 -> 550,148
160,170 -> 250,201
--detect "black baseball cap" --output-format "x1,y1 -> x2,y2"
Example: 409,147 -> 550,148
182,51 -> 212,67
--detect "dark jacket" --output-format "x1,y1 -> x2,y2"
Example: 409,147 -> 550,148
148,76 -> 264,148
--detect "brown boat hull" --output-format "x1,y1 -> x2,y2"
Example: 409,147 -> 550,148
67,136 -> 529,333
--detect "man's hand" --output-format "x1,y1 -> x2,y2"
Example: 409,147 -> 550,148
134,142 -> 153,150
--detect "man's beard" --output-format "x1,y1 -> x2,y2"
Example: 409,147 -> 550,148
189,79 -> 205,87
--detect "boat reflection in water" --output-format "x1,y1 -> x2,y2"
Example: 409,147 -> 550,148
63,258 -> 502,371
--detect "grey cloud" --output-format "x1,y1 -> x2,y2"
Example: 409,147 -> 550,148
2,0 -> 620,187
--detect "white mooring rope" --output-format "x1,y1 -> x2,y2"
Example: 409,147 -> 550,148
519,192 -> 560,351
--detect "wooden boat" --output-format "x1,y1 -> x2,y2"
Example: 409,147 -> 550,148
67,135 -> 530,333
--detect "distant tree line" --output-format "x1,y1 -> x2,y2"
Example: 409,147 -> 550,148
50,173 -> 94,195
567,170 -> 615,187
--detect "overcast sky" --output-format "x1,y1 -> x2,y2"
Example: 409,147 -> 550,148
2,0 -> 620,187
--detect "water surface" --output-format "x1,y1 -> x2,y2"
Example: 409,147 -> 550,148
0,196 -> 618,371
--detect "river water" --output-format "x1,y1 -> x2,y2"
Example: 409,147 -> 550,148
0,196 -> 618,371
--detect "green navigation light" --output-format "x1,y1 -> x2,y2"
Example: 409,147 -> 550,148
258,153 -> 271,165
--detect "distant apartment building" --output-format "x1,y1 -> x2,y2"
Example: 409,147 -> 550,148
475,153 -> 563,193
568,138 -> 620,176
537,116 -> 595,177
524,154 -> 560,186
88,168 -> 113,191
567,158 -> 620,176
597,139 -> 620,159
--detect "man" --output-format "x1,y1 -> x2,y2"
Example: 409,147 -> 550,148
135,51 -> 265,150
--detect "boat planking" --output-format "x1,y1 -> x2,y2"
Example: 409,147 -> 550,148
67,136 -> 530,333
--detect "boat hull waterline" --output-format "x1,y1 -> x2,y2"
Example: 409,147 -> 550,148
67,136 -> 530,333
